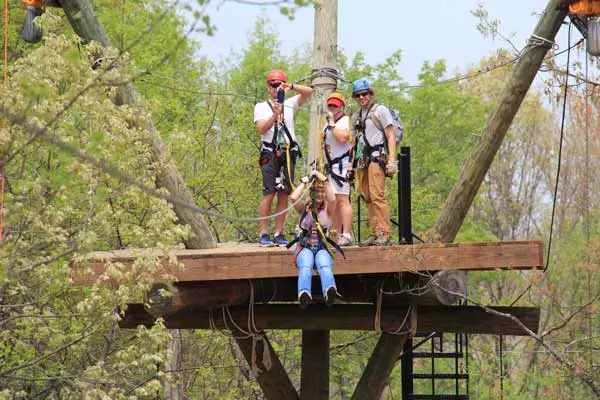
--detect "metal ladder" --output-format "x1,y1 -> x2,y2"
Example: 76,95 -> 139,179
402,332 -> 470,400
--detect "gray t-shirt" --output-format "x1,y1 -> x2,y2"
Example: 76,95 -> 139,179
351,104 -> 394,156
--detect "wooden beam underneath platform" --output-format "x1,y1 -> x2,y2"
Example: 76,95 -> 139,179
72,240 -> 543,284
119,304 -> 539,336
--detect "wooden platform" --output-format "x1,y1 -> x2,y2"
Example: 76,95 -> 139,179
71,240 -> 544,285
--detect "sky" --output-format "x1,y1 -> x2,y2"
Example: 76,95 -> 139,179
194,0 -> 578,85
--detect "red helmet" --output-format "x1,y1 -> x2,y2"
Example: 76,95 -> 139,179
266,69 -> 287,84
327,92 -> 345,107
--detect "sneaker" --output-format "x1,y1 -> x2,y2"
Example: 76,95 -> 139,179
359,235 -> 377,247
258,234 -> 274,247
337,235 -> 353,247
273,234 -> 289,246
373,234 -> 390,246
298,290 -> 312,309
325,287 -> 337,306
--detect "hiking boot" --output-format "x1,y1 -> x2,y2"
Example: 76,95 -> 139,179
325,287 -> 337,306
274,234 -> 289,246
359,235 -> 377,247
373,234 -> 390,246
258,234 -> 274,247
298,290 -> 312,309
337,235 -> 353,247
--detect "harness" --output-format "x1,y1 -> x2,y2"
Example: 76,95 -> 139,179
286,198 -> 345,260
356,104 -> 387,169
323,113 -> 350,187
262,101 -> 303,158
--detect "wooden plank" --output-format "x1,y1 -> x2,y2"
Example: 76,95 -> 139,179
119,304 -> 540,336
301,331 -> 329,400
72,240 -> 544,284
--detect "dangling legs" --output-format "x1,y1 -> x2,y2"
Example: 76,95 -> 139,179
296,247 -> 315,307
315,249 -> 337,305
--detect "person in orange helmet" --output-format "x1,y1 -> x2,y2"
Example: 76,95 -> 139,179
323,92 -> 354,246
254,69 -> 313,246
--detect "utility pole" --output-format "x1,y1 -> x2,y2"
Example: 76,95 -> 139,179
308,0 -> 338,169
300,2 -> 338,400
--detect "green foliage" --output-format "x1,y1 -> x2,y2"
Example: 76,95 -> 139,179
2,1 -> 599,398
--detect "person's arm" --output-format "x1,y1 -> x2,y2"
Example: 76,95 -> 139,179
290,177 -> 310,213
255,102 -> 282,136
328,115 -> 350,143
385,125 -> 396,164
281,82 -> 313,107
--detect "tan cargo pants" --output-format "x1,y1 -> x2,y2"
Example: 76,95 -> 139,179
360,161 -> 390,236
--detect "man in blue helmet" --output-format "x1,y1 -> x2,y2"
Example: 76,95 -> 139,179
350,78 -> 397,246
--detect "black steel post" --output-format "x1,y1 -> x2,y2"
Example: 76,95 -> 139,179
357,194 -> 361,243
398,147 -> 412,244
400,147 -> 414,400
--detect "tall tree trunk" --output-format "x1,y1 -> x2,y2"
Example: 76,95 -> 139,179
59,0 -> 215,249
58,2 -> 216,399
352,1 -> 567,398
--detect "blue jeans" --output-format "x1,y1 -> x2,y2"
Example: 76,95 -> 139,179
296,247 -> 336,296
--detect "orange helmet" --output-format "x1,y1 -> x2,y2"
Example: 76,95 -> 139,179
266,69 -> 287,84
327,92 -> 345,108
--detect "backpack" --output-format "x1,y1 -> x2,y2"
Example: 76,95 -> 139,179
369,104 -> 404,151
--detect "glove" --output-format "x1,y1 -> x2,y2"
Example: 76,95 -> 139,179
310,169 -> 327,182
300,176 -> 310,184
385,162 -> 398,177
326,111 -> 335,128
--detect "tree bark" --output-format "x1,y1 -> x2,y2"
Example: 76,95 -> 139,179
354,1 -> 567,398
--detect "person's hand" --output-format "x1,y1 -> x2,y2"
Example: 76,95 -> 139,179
272,102 -> 283,116
326,111 -> 335,128
310,169 -> 327,182
385,162 -> 398,177
300,176 -> 310,184
280,82 -> 294,91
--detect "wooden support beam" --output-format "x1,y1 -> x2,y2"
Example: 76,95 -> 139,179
232,329 -> 299,400
72,241 -> 544,285
119,304 -> 539,336
360,2 -> 566,397
141,272 -> 469,318
352,333 -> 410,400
301,331 -> 329,400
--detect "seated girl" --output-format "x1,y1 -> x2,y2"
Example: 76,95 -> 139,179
289,170 -> 342,308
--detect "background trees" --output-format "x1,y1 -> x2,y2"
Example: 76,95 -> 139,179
0,1 -> 598,398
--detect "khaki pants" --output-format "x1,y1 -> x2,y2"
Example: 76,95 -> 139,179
360,162 -> 390,236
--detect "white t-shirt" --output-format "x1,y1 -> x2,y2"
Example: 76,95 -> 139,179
254,95 -> 301,146
323,115 -> 352,159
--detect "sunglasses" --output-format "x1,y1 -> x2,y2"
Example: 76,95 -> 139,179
269,82 -> 282,89
353,91 -> 370,99
327,104 -> 340,108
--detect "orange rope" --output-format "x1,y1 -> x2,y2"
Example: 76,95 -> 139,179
1,0 -> 8,240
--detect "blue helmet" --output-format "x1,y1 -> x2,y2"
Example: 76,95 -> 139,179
352,77 -> 371,94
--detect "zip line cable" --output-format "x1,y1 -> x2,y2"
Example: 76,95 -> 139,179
137,37 -> 583,115
1,19 -> 583,229
511,23 -> 574,306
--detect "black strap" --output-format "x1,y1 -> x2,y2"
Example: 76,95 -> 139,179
266,101 -> 302,158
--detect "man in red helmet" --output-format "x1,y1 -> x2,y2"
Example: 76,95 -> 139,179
254,69 -> 313,246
